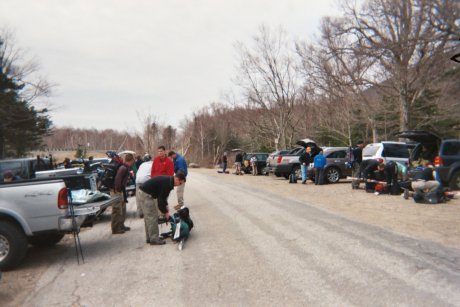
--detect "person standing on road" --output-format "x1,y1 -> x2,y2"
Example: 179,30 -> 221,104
299,147 -> 312,184
135,155 -> 153,219
151,146 -> 174,177
139,173 -> 186,245
313,150 -> 327,185
221,152 -> 228,173
168,150 -> 188,210
111,153 -> 135,234
235,151 -> 243,175
351,141 -> 364,189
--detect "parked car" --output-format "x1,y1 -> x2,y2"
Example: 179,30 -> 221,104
397,130 -> 460,190
362,142 -> 411,164
241,153 -> 269,175
272,139 -> 321,179
307,147 -> 352,183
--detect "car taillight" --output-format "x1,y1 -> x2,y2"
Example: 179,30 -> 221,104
434,156 -> 443,167
58,188 -> 68,209
277,156 -> 282,163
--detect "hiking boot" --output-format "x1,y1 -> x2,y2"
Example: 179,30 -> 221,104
149,238 -> 166,245
403,188 -> 410,200
122,226 -> 131,231
112,229 -> 125,234
139,213 -> 144,219
301,180 -> 306,184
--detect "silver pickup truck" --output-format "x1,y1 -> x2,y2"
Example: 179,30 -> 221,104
0,178 -> 118,270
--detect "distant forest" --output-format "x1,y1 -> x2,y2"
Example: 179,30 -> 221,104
3,0 -> 460,166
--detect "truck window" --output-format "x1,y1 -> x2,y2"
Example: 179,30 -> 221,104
382,144 -> 410,158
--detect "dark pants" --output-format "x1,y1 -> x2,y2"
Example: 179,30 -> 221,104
222,162 -> 227,173
314,168 -> 324,185
384,161 -> 400,195
351,162 -> 361,189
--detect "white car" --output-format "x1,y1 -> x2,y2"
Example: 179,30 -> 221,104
362,141 -> 411,164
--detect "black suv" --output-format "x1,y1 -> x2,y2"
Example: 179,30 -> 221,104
241,153 -> 269,175
397,131 -> 460,190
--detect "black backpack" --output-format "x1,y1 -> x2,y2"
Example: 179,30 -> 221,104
100,157 -> 123,189
413,189 -> 446,204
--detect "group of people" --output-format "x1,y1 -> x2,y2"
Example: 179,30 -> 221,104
109,146 -> 188,246
299,146 -> 327,185
349,141 -> 444,202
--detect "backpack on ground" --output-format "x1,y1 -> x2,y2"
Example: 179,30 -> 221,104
100,156 -> 123,189
170,207 -> 194,241
289,173 -> 297,184
413,189 -> 446,204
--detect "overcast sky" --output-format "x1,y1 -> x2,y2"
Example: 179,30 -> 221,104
0,0 -> 339,133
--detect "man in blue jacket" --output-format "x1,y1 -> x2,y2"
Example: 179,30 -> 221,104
168,151 -> 188,210
313,150 -> 327,185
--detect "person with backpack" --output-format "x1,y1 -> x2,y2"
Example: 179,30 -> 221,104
139,173 -> 186,245
168,150 -> 188,210
313,150 -> 326,185
111,153 -> 135,234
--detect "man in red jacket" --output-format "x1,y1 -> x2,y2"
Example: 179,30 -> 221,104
151,145 -> 174,177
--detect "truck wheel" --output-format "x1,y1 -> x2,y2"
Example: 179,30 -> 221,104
275,172 -> 281,177
0,221 -> 28,271
29,233 -> 65,247
449,170 -> 460,190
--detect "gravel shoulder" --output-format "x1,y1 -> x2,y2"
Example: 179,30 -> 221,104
199,168 -> 460,250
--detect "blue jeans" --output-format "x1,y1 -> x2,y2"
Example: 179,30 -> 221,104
301,164 -> 307,182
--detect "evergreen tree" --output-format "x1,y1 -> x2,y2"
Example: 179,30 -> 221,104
0,38 -> 52,158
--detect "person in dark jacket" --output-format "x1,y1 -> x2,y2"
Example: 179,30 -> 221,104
299,147 -> 312,184
235,152 -> 243,175
221,152 -> 228,173
111,154 -> 135,234
351,141 -> 364,189
362,159 -> 384,193
139,173 -> 186,245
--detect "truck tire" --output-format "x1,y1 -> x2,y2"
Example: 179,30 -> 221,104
0,221 -> 28,271
28,233 -> 65,247
449,170 -> 460,190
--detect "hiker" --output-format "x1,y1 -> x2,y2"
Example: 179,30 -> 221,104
168,150 -> 188,210
139,173 -> 186,245
111,153 -> 135,234
313,150 -> 326,185
299,146 -> 312,184
351,141 -> 364,189
134,154 -> 153,219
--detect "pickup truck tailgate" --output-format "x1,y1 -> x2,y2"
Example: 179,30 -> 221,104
58,196 -> 121,232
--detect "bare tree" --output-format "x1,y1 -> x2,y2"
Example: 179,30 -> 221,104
338,0 -> 459,131
234,25 -> 302,150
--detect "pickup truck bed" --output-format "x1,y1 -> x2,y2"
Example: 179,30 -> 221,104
0,178 -> 118,270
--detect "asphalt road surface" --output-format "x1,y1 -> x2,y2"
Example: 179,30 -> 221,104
6,171 -> 460,306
